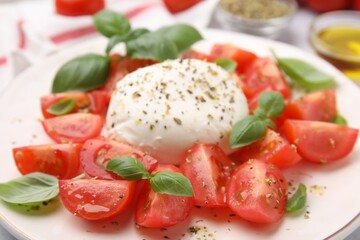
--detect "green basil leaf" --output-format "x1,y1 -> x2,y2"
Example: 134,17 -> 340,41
331,113 -> 348,125
156,24 -> 203,53
215,58 -> 237,72
230,116 -> 268,148
93,10 -> 131,38
0,172 -> 59,204
46,98 -> 75,116
258,91 -> 285,118
150,171 -> 193,196
286,183 -> 307,212
277,58 -> 335,90
51,54 -> 110,93
126,32 -> 178,61
106,156 -> 150,180
106,28 -> 150,54
263,118 -> 276,130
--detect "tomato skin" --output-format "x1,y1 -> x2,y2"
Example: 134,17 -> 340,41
42,113 -> 103,143
243,57 -> 291,99
283,89 -> 336,122
180,144 -> 232,207
135,164 -> 193,228
103,56 -> 156,93
55,0 -> 105,16
40,90 -> 110,119
355,0 -> 360,10
231,129 -> 302,169
163,0 -> 202,13
59,179 -> 136,220
13,144 -> 82,179
283,120 -> 358,163
210,44 -> 257,74
80,138 -> 158,180
304,0 -> 351,12
226,160 -> 288,224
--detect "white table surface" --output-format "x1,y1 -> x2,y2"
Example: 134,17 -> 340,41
0,6 -> 359,240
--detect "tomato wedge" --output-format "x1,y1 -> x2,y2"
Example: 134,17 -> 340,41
59,179 -> 136,220
231,129 -> 302,169
163,0 -> 202,13
243,57 -> 291,99
40,90 -> 110,119
13,143 -> 82,179
283,89 -> 336,122
210,43 -> 257,74
180,144 -> 232,207
103,56 -> 156,93
55,0 -> 105,16
181,49 -> 214,62
42,113 -> 103,143
283,120 -> 359,163
226,160 -> 288,224
80,138 -> 158,180
135,164 -> 193,228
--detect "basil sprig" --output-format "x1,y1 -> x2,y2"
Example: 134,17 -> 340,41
106,157 -> 193,197
51,54 -> 110,93
230,91 -> 285,148
331,113 -> 348,125
215,58 -> 237,72
52,10 -> 203,93
276,58 -> 335,90
46,98 -> 75,116
0,173 -> 59,204
286,183 -> 307,212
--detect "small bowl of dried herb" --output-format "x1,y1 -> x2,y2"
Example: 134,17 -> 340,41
215,0 -> 298,39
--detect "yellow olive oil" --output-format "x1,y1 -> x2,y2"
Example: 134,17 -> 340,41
315,26 -> 360,82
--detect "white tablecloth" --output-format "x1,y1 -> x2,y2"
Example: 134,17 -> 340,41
0,0 -> 360,240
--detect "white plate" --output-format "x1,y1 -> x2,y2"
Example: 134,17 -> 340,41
0,29 -> 359,240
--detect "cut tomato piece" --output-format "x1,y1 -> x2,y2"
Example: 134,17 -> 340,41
243,57 -> 291,99
42,113 -> 103,143
13,143 -> 82,179
103,56 -> 156,93
135,164 -> 193,228
181,49 -> 214,61
80,138 -> 158,180
163,0 -> 202,13
59,179 -> 136,220
230,129 -> 302,169
283,120 -> 358,163
210,43 -> 257,74
283,89 -> 336,122
180,144 -> 232,207
55,0 -> 105,16
40,90 -> 110,118
226,160 -> 288,224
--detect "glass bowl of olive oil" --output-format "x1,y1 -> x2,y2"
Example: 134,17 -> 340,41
309,11 -> 360,83
215,0 -> 298,39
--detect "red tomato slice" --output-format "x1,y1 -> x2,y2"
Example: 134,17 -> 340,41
59,179 -> 136,220
180,144 -> 232,207
163,0 -> 202,13
283,120 -> 359,163
226,160 -> 288,224
283,89 -> 336,122
210,43 -> 257,74
55,0 -> 105,16
103,56 -> 156,93
181,49 -> 214,62
304,0 -> 351,12
40,90 -> 110,119
243,57 -> 291,99
42,113 -> 103,143
230,129 -> 302,169
13,143 -> 82,179
135,164 -> 193,228
80,138 -> 158,180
